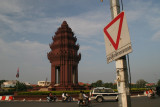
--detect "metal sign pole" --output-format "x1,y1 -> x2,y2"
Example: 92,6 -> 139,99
110,0 -> 131,107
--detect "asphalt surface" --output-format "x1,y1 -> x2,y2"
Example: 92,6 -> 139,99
0,96 -> 160,107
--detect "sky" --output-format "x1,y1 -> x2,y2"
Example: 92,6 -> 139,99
0,0 -> 160,84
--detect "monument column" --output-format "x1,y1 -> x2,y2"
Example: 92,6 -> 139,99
51,64 -> 56,85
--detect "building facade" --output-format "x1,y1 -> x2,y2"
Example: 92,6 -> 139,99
38,81 -> 51,86
1,80 -> 17,88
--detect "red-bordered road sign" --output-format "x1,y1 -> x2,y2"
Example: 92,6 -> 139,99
104,11 -> 132,63
104,12 -> 124,50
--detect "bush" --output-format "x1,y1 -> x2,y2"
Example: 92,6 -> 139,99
0,92 -> 14,96
15,81 -> 27,91
131,88 -> 147,92
16,88 -> 147,96
113,88 -> 147,93
17,90 -> 90,96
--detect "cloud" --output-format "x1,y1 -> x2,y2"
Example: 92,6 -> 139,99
152,31 -> 160,41
0,0 -> 109,44
0,0 -> 22,14
0,39 -> 49,58
125,0 -> 152,22
0,1 -> 109,83
80,45 -> 97,52
125,0 -> 160,41
0,13 -> 60,35
147,17 -> 160,30
56,9 -> 110,39
0,38 -> 50,83
1,0 -> 160,84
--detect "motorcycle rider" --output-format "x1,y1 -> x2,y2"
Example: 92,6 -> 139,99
47,92 -> 57,102
47,92 -> 56,102
78,91 -> 83,104
148,88 -> 155,98
62,92 -> 69,102
47,92 -> 53,101
78,91 -> 89,104
82,91 -> 88,104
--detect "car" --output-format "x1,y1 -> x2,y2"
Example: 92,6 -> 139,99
90,87 -> 118,102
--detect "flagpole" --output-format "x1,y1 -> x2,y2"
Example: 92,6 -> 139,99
16,67 -> 19,92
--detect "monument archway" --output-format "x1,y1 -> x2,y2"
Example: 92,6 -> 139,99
55,66 -> 60,84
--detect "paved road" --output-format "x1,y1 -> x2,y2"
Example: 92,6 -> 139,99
0,96 -> 160,107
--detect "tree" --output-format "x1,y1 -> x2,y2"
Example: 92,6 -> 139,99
0,80 -> 6,85
91,80 -> 103,88
157,79 -> 160,86
136,79 -> 147,88
15,81 -> 27,91
96,80 -> 103,87
0,80 -> 6,90
103,82 -> 113,88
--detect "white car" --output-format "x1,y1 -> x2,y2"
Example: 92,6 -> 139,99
90,87 -> 118,102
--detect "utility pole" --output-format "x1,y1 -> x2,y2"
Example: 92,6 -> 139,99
110,0 -> 131,107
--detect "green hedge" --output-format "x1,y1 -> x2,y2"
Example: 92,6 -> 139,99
16,88 -> 147,96
114,88 -> 147,93
131,88 -> 147,92
17,90 -> 90,96
0,92 -> 14,96
113,88 -> 147,93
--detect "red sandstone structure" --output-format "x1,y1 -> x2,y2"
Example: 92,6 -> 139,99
47,21 -> 81,90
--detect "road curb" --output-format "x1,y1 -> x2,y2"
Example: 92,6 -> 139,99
131,95 -> 145,98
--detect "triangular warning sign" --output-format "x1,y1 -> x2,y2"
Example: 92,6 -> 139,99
103,11 -> 132,63
104,12 -> 124,50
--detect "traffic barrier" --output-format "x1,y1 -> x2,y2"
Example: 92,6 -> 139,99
0,96 -> 14,101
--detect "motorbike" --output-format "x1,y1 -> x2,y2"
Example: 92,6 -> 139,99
47,96 -> 57,102
78,98 -> 92,107
148,93 -> 155,99
62,96 -> 72,102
